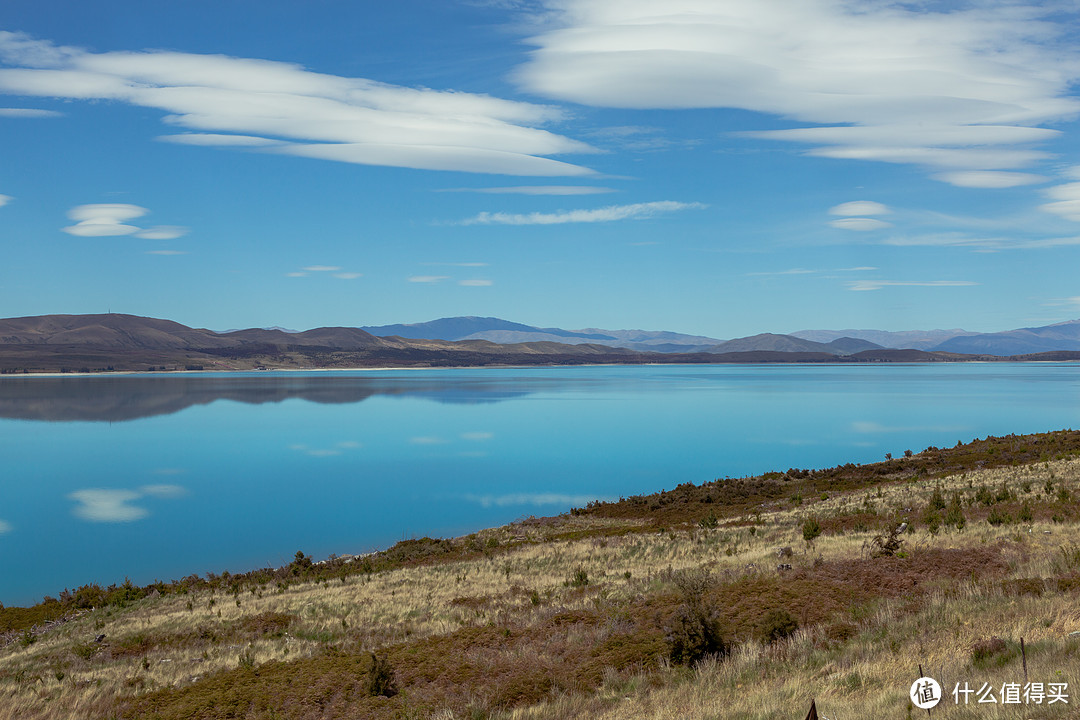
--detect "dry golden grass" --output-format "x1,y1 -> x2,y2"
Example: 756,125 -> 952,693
2,455 -> 1079,719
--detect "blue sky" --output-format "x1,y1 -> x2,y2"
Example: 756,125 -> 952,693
2,0 -> 1080,338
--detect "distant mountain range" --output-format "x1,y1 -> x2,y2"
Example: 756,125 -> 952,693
2,313 -> 1080,374
364,316 -> 1080,357
360,317 -> 727,353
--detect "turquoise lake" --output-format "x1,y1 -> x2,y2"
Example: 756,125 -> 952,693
2,363 -> 1079,606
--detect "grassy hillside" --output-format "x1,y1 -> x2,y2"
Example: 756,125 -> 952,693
2,432 -> 1079,719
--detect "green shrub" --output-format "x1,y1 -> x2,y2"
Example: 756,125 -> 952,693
565,567 -> 589,588
758,608 -> 799,643
945,493 -> 966,531
367,652 -> 397,697
921,507 -> 941,536
667,603 -> 727,665
1018,501 -> 1034,523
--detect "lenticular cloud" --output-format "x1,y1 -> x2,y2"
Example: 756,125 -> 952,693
0,31 -> 596,177
62,203 -> 147,237
517,0 -> 1080,180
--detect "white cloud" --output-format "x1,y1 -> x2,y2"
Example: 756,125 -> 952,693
286,271 -> 308,277
409,275 -> 450,283
0,519 -> 11,534
134,226 -> 189,240
1040,182 -> 1080,221
517,1 -> 1080,177
303,265 -> 341,272
829,218 -> 893,231
68,489 -> 148,522
68,485 -> 186,522
829,201 -> 889,216
0,107 -> 62,117
146,249 -> 188,256
422,262 -> 490,267
459,200 -> 705,225
333,272 -> 363,280
290,441 -> 360,457
0,193 -> 10,207
0,31 -> 596,176
61,203 -> 189,240
139,484 -> 186,498
883,232 -> 1080,250
158,133 -> 285,147
848,279 -> 978,291
933,171 -> 1047,188
461,431 -> 494,441
460,279 -> 493,286
1043,296 -> 1080,309
62,203 -> 146,236
443,185 -> 615,195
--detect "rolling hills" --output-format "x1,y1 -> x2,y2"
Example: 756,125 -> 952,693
2,313 -> 1080,374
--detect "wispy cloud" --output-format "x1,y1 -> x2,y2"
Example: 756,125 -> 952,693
409,275 -> 450,283
516,2 -> 1079,180
133,226 -> 188,240
289,441 -> 361,457
881,232 -> 1080,251
847,280 -> 978,292
746,268 -> 816,277
61,203 -> 189,239
0,31 -> 596,177
829,218 -> 893,231
0,193 -> 11,207
458,200 -> 706,225
0,107 -> 61,117
459,279 -> 493,286
139,484 -> 186,498
583,125 -> 699,152
441,186 -> 615,195
933,171 -> 1047,188
1040,181 -> 1080,221
0,519 -> 11,534
829,201 -> 889,217
1042,296 -> 1080,309
289,265 -> 361,279
461,431 -> 494,441
68,486 -> 185,523
146,249 -> 188,256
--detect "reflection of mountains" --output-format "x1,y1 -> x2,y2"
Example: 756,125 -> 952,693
0,375 -> 532,422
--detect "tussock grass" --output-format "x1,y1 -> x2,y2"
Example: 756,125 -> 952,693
3,433 -> 1080,718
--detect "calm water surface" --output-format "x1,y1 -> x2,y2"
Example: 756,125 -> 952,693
2,363 -> 1078,605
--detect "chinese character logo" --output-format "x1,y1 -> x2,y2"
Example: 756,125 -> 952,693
911,676 -> 942,709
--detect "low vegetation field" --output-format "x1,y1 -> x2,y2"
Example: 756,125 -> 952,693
2,431 -> 1079,718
